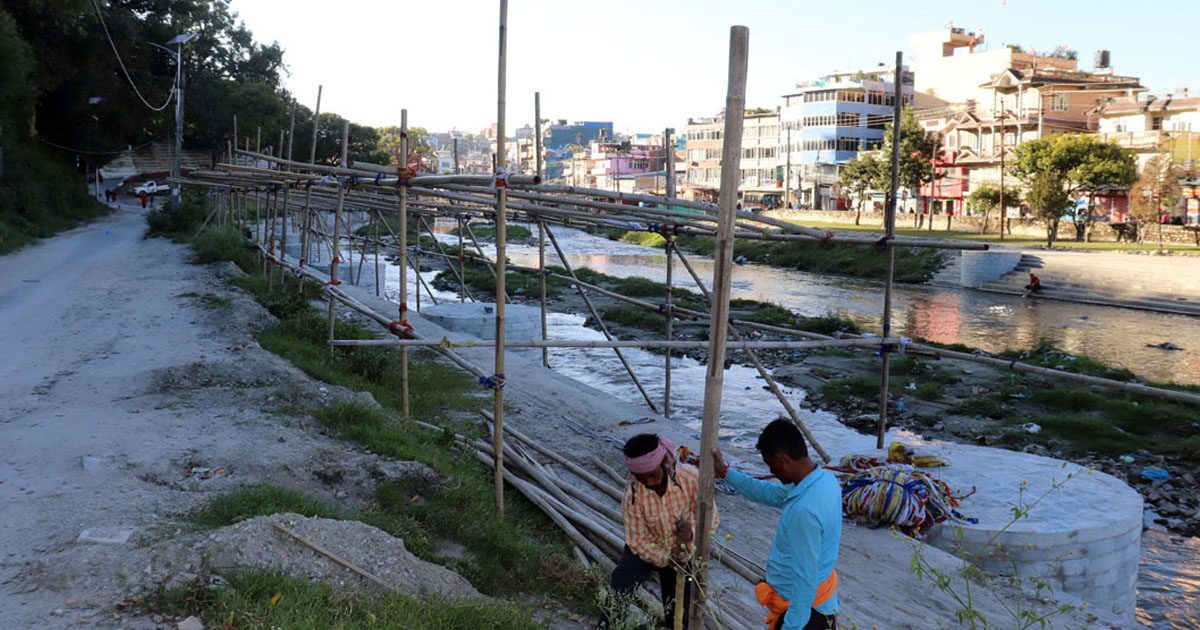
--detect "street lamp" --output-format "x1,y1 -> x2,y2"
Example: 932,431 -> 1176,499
151,32 -> 197,199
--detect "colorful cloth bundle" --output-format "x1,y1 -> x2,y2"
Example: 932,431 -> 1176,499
835,463 -> 977,538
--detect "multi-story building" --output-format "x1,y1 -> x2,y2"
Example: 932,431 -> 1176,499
912,25 -> 1144,215
683,116 -> 724,202
590,141 -> 666,192
739,109 -> 781,202
545,120 -> 613,153
780,66 -> 913,208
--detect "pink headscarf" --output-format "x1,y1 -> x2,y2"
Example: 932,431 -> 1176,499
624,436 -> 676,476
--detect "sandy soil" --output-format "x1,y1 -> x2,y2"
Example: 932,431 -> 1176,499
0,205 -> 454,628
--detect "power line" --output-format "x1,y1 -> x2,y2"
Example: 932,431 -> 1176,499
89,0 -> 175,112
39,136 -> 160,155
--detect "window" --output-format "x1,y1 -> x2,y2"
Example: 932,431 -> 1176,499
1151,117 -> 1163,131
760,147 -> 777,159
837,112 -> 859,127
1051,93 -> 1068,112
837,137 -> 859,152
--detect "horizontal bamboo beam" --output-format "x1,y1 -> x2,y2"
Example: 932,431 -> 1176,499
328,337 -> 901,351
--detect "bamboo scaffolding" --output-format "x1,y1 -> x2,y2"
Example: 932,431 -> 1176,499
398,109 -> 411,417
419,216 -> 476,302
326,122 -> 351,349
878,52 -> 904,450
327,337 -> 899,351
545,223 -> 660,412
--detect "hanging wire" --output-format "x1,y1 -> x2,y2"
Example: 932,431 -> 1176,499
39,136 -> 161,155
89,0 -> 176,112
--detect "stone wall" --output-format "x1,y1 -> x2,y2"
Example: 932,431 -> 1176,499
762,210 -> 1200,246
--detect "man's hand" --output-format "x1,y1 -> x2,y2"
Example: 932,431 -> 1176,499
712,449 -> 728,478
674,517 -> 694,545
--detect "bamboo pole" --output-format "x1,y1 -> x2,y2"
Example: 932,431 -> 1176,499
278,109 -> 294,286
420,216 -> 475,301
534,92 -> 543,181
327,121 -> 350,349
374,210 -> 381,297
329,337 -> 899,351
689,25 -> 748,629
299,85 -> 322,294
664,233 -> 674,418
878,52 -> 903,450
458,214 -> 467,302
544,223 -> 660,412
538,219 -> 549,368
399,109 -> 411,417
492,0 -> 509,519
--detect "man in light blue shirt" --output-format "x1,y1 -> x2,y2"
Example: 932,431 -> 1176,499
714,419 -> 841,629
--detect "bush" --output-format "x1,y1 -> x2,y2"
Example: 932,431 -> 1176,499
192,225 -> 257,270
0,143 -> 108,254
145,188 -> 211,238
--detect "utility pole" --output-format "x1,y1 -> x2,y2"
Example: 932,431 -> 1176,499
664,127 -> 675,199
534,92 -> 543,180
999,110 -> 1006,240
453,137 -> 460,174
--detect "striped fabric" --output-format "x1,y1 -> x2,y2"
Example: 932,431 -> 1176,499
621,464 -> 719,568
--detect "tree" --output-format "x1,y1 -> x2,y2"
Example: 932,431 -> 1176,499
967,184 -> 1021,235
1130,154 -> 1184,250
1025,172 -> 1071,246
1011,134 -> 1136,241
377,126 -> 435,169
879,105 -> 941,214
838,154 -> 884,225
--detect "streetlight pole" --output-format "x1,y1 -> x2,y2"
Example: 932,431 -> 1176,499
153,33 -> 196,200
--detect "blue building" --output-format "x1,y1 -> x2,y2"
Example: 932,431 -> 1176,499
545,120 -> 613,152
780,66 -> 914,166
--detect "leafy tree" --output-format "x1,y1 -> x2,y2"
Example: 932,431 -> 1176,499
1011,134 -> 1136,240
377,126 -> 435,169
1130,154 -> 1184,250
1025,172 -> 1071,246
879,105 -> 941,207
838,154 -> 884,224
966,184 -> 1021,235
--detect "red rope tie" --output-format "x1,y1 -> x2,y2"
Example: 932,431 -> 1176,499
331,256 -> 342,264
325,278 -> 341,286
389,320 -> 415,338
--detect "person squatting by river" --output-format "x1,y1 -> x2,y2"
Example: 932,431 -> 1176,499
604,433 -> 717,629
715,419 -> 841,630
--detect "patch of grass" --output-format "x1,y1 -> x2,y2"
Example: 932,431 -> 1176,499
190,485 -> 343,528
309,402 -> 600,606
198,293 -> 230,310
433,266 -> 560,300
602,305 -> 666,333
911,382 -> 943,400
192,225 -> 258,271
229,273 -> 323,319
950,396 -> 1013,419
151,571 -> 541,629
1034,413 -> 1151,456
999,340 -> 1136,382
676,234 -> 944,283
455,222 -> 533,242
620,230 -> 667,248
820,376 -> 881,406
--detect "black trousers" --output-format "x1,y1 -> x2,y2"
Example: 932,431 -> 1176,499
773,608 -> 837,630
604,545 -> 692,629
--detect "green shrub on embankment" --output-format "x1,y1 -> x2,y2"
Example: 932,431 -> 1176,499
586,227 -> 944,283
0,142 -> 109,254
452,222 -> 533,242
151,571 -> 541,630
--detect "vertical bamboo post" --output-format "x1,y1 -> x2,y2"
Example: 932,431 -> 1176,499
877,52 -> 903,450
458,214 -> 467,302
689,25 -> 748,629
299,86 -> 322,293
398,109 -> 411,417
492,0 -> 510,519
538,219 -> 549,368
327,121 -> 350,348
664,231 -> 674,418
277,117 -> 292,284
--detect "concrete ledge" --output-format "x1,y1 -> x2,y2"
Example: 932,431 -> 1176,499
419,302 -> 543,340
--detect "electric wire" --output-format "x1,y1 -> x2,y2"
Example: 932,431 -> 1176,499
89,0 -> 176,112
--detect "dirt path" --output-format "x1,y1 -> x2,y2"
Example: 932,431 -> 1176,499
0,205 -> 414,627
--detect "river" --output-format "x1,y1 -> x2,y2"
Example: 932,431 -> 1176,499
305,219 -> 1198,628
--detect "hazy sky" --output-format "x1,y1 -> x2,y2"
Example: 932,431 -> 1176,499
231,0 -> 1197,135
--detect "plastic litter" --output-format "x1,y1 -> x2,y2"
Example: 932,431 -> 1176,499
1119,454 -> 1137,464
187,465 -> 228,479
895,398 -> 909,413
1008,393 -> 1027,399
1141,467 -> 1170,484
1022,422 -> 1041,434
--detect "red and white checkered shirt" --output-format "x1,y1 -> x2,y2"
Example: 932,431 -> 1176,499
621,463 -> 719,568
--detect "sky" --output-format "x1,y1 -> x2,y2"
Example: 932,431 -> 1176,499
231,0 -> 1198,135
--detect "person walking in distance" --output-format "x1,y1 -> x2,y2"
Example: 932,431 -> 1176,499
713,420 -> 841,629
604,433 -> 718,628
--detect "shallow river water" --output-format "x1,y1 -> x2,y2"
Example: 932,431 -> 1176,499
304,219 -> 1198,628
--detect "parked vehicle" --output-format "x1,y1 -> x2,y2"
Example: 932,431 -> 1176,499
133,180 -> 161,195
